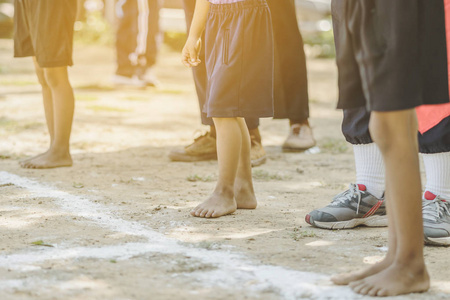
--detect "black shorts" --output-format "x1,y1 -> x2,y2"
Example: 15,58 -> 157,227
14,0 -> 77,68
204,0 -> 274,118
332,0 -> 449,111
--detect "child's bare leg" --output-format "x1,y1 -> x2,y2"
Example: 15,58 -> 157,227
350,109 -> 429,297
332,192 -> 397,285
190,117 -> 240,218
22,66 -> 74,169
235,118 -> 257,209
21,58 -> 55,164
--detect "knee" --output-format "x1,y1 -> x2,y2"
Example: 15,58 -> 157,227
44,68 -> 69,88
37,74 -> 49,88
369,111 -> 415,153
369,119 -> 392,152
35,69 -> 49,88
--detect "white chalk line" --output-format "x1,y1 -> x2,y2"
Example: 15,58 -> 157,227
0,171 -> 360,299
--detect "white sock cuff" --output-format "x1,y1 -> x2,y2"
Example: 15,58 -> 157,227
353,143 -> 385,199
422,152 -> 450,199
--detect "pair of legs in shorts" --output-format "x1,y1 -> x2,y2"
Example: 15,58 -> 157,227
307,107 -> 450,246
170,0 -> 315,167
321,0 -> 449,297
14,0 -> 77,169
114,0 -> 162,87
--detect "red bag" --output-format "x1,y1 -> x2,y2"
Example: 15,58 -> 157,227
416,0 -> 450,134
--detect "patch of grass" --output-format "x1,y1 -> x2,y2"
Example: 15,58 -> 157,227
320,138 -> 349,154
110,259 -> 117,264
0,80 -> 37,86
195,241 -> 218,250
73,182 -> 84,189
155,88 -> 184,95
74,12 -> 114,46
187,174 -> 215,182
169,259 -> 216,273
0,118 -> 18,129
0,117 -> 43,133
31,240 -> 54,247
291,227 -> 318,241
75,84 -> 115,91
164,31 -> 187,52
0,66 -> 10,74
123,95 -> 149,101
252,169 -> 292,181
87,105 -> 132,113
303,25 -> 336,58
76,94 -> 99,102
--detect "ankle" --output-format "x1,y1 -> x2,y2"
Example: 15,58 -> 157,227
213,185 -> 234,198
48,146 -> 71,157
290,119 -> 309,127
248,128 -> 261,143
394,253 -> 426,270
234,178 -> 252,190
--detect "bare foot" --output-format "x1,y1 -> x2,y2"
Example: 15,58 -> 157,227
331,254 -> 393,285
350,262 -> 430,297
235,183 -> 257,209
19,150 -> 49,164
20,151 -> 72,169
190,191 -> 237,218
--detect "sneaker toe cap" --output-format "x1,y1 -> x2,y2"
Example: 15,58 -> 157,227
283,138 -> 316,150
307,210 -> 338,224
424,226 -> 450,238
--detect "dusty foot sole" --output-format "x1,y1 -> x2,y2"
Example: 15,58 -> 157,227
20,162 -> 73,169
350,264 -> 430,297
331,259 -> 393,286
306,215 -> 388,230
19,154 -> 73,169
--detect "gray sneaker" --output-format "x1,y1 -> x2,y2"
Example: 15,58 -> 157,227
305,184 -> 387,229
422,191 -> 450,246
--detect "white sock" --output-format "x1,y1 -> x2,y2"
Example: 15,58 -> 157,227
422,152 -> 450,200
353,143 -> 385,199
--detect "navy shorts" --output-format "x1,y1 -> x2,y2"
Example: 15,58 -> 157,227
332,0 -> 449,111
204,0 -> 274,118
14,0 -> 77,68
342,107 -> 450,154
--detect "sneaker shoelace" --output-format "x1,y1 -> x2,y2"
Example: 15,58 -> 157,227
331,184 -> 363,214
423,196 -> 450,222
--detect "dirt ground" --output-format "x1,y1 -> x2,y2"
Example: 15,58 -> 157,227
0,39 -> 449,300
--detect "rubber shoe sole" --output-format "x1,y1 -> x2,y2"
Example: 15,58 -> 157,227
251,155 -> 266,167
306,214 -> 388,230
282,145 -> 315,152
424,236 -> 450,247
168,152 -> 217,162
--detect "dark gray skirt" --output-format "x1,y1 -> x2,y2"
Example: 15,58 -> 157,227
204,0 -> 274,118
